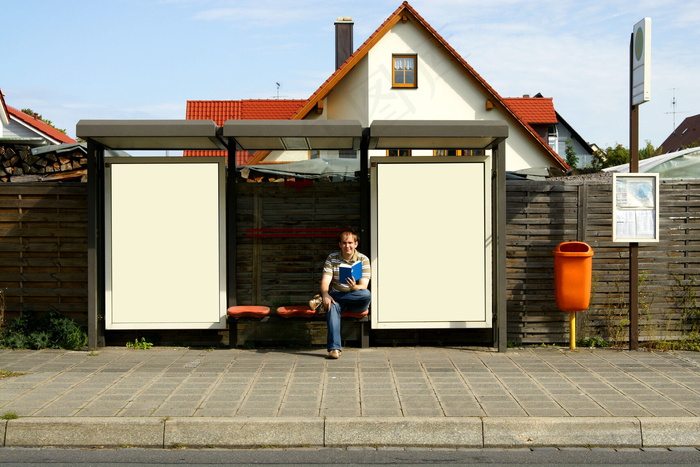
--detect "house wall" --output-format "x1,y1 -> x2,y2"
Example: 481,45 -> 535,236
557,125 -> 593,168
361,20 -> 555,171
4,120 -> 37,139
269,20 -> 560,169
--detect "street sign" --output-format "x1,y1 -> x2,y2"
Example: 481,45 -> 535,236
632,18 -> 651,106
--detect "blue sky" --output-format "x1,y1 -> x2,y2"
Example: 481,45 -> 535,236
3,0 -> 698,151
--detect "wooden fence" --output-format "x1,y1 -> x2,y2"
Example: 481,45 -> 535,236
0,178 -> 698,345
507,178 -> 700,344
0,183 -> 88,326
235,181 -> 362,307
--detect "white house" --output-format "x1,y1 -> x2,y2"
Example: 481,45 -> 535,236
0,89 -> 76,146
186,2 -> 568,173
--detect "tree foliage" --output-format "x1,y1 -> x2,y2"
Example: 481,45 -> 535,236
564,138 -> 579,169
20,108 -> 67,135
592,140 -> 656,169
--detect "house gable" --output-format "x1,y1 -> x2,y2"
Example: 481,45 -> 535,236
5,106 -> 76,145
0,90 -> 9,129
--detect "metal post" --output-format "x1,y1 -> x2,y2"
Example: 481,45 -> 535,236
495,140 -> 507,352
629,33 -> 640,351
227,141 -> 237,308
87,141 -> 105,349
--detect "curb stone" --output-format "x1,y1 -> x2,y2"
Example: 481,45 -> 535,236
1,417 -> 700,449
482,418 -> 642,448
639,418 -> 700,447
5,418 -> 164,448
164,418 -> 324,448
324,417 -> 483,448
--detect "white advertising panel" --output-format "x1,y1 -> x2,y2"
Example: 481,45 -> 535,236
371,156 -> 492,329
105,158 -> 227,329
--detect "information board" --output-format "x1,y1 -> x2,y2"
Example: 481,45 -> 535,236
612,173 -> 659,242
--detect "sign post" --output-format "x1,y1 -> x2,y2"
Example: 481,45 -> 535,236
627,18 -> 651,350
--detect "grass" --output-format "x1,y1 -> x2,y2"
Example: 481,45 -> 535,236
1,411 -> 19,420
0,370 -> 25,380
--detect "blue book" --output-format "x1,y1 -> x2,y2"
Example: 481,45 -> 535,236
339,261 -> 362,283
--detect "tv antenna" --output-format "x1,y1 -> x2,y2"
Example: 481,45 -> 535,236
275,82 -> 281,99
665,88 -> 689,134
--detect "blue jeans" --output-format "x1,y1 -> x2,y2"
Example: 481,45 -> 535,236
327,289 -> 371,352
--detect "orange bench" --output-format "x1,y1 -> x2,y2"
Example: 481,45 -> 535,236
227,305 -> 369,348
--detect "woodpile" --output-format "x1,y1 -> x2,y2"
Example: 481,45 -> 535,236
0,144 -> 87,182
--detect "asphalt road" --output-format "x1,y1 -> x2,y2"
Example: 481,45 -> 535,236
0,446 -> 699,466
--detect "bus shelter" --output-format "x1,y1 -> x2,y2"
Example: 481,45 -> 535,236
78,119 -> 508,351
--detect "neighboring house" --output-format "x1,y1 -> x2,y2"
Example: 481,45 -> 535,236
185,99 -> 305,165
658,113 -> 700,154
1,89 -> 82,181
0,91 -> 76,146
503,94 -> 595,168
185,2 -> 568,173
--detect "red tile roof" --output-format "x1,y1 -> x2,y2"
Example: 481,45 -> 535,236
6,106 -> 76,144
502,97 -> 557,125
186,99 -> 306,125
185,99 -> 306,163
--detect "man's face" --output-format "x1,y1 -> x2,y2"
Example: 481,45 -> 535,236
339,234 -> 358,258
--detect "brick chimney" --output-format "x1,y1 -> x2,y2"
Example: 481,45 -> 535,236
335,17 -> 354,70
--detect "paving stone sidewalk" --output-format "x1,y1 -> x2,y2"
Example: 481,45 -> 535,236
0,346 -> 699,448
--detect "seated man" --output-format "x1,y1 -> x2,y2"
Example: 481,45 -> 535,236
313,229 -> 371,359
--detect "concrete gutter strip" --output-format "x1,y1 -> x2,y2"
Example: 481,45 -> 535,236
3,417 -> 700,449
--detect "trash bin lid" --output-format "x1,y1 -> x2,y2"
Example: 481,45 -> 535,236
554,241 -> 593,255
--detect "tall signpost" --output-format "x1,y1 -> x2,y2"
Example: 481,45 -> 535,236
628,18 -> 651,350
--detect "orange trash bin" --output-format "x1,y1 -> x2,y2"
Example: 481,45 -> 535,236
553,242 -> 594,312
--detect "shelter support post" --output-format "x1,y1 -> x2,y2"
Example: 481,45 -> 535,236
494,140 -> 507,352
360,128 -> 370,258
227,142 -> 238,308
87,141 -> 105,348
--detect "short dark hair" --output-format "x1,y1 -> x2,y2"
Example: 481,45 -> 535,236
338,229 -> 359,243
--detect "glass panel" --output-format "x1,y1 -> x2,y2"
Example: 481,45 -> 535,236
394,58 -> 403,70
405,57 -> 414,70
405,70 -> 414,84
394,71 -> 404,84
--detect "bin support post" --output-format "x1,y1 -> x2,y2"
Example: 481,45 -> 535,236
569,311 -> 576,350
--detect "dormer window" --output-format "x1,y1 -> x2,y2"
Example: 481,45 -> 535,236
393,55 -> 417,88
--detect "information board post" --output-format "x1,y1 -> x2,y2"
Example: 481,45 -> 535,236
628,18 -> 651,350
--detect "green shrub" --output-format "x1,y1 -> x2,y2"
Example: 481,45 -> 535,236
0,310 -> 87,350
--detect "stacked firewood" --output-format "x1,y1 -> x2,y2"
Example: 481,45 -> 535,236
0,144 -> 87,182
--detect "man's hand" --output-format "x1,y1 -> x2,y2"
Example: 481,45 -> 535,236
322,291 -> 335,310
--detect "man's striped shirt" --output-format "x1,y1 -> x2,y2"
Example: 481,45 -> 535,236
323,250 -> 371,293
